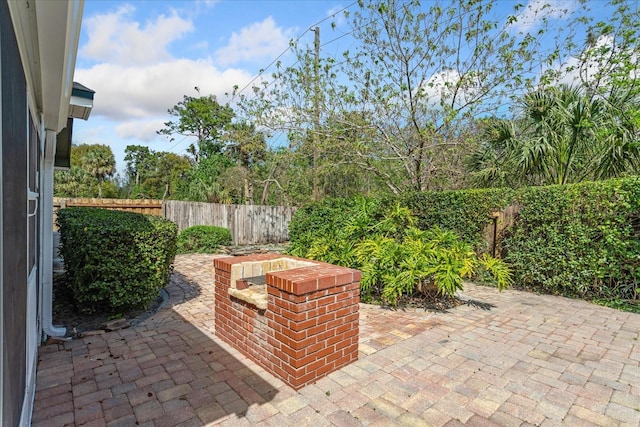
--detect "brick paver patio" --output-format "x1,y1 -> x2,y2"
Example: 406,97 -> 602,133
33,254 -> 640,426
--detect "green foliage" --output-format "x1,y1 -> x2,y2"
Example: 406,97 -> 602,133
158,90 -> 234,163
401,188 -> 515,251
124,145 -> 191,200
57,208 -> 177,314
54,144 -> 118,198
289,177 -> 640,311
176,226 -> 232,254
82,144 -> 116,198
174,154 -> 234,203
238,0 -> 586,195
290,200 -> 511,305
226,1 -> 638,203
468,85 -> 639,187
503,178 -> 640,309
287,197 -> 365,257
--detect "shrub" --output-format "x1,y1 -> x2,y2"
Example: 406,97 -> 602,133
57,208 -> 177,313
401,188 -> 515,251
295,202 -> 512,305
288,177 -> 640,311
287,197 -> 369,257
176,225 -> 232,253
503,178 -> 640,307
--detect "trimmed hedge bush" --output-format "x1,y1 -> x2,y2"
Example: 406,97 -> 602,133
176,225 -> 232,253
503,178 -> 640,305
288,177 -> 640,310
401,188 -> 515,251
287,197 -> 377,258
57,208 -> 177,314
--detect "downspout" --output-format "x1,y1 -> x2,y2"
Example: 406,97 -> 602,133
40,129 -> 66,338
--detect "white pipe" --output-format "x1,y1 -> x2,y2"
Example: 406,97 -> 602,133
40,130 -> 66,338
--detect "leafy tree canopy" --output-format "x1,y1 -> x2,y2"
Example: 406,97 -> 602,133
55,144 -> 117,198
123,145 -> 191,200
158,88 -> 235,163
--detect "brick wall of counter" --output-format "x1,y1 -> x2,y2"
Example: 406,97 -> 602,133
213,254 -> 360,390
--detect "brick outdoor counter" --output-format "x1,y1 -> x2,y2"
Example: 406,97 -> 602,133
213,254 -> 360,390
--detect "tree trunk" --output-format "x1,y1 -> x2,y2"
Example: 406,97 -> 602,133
244,177 -> 252,205
162,181 -> 169,201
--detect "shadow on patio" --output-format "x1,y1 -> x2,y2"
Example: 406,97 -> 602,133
33,255 -> 281,426
33,253 -> 640,426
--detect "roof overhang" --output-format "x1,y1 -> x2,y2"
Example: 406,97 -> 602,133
69,82 -> 95,120
7,0 -> 84,133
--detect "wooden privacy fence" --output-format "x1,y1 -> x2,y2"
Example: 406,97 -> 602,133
53,198 -> 296,244
163,200 -> 296,245
53,198 -> 162,230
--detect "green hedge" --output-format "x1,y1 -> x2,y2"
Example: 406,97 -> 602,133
288,197 -> 365,257
503,178 -> 640,304
401,188 -> 515,251
57,208 -> 177,313
288,177 -> 640,309
176,225 -> 232,253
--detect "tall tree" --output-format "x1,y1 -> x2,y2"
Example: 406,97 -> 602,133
574,0 -> 640,179
238,0 -> 580,195
158,88 -> 235,163
468,0 -> 640,188
55,144 -> 118,198
146,152 -> 191,200
174,154 -> 234,204
223,121 -> 267,203
81,145 -> 116,198
124,145 -> 153,188
123,145 -> 191,200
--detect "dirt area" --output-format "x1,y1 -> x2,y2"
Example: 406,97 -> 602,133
52,272 -> 164,338
366,292 -> 466,312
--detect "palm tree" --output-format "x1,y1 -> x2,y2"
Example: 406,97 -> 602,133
469,84 -> 639,187
82,145 -> 116,198
467,118 -> 522,188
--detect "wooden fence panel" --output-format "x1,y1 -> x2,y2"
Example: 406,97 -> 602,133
53,198 -> 163,230
162,200 -> 296,245
53,198 -> 296,245
483,203 -> 521,258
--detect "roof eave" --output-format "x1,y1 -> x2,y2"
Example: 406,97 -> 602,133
7,0 -> 84,133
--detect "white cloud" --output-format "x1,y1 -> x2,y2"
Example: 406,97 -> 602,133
115,119 -> 168,141
191,40 -> 210,52
509,0 -> 576,33
72,124 -> 108,145
215,17 -> 295,66
75,3 -> 277,158
535,35 -> 616,89
80,4 -> 194,65
419,69 -> 481,108
197,0 -> 219,6
75,59 -> 253,120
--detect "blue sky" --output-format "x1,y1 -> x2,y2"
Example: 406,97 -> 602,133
74,0 -> 353,175
72,0 -> 603,176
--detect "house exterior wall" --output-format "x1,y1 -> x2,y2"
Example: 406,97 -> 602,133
1,0 -> 29,423
1,0 -> 85,424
